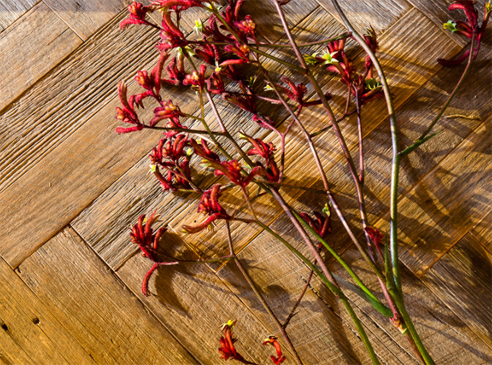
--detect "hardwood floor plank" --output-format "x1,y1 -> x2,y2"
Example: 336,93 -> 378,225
421,231 -> 492,350
42,0 -> 130,40
326,244 -> 492,363
0,258 -> 96,365
17,227 -> 199,365
0,2 -> 82,112
216,230 -> 415,364
315,0 -> 411,34
0,0 -> 37,31
116,231 -> 291,365
470,209 -> 492,253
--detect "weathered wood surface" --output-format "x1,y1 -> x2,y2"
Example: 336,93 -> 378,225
17,227 -> 199,365
0,0 -> 36,31
0,257 -> 96,365
0,2 -> 82,112
0,0 -> 491,363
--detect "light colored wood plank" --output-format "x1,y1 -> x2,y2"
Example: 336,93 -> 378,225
17,227 -> 199,365
0,2 -> 82,112
470,209 -> 492,253
70,5 -> 336,270
116,231 -> 289,365
421,233 -> 492,350
42,0 -> 129,40
0,11 -> 161,194
315,0 -> 411,34
0,0 -> 37,31
0,257 -> 96,364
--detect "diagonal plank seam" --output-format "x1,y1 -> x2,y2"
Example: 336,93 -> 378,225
41,0 -> 85,41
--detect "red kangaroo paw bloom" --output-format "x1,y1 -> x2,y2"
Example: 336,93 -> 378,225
129,212 -> 167,296
218,320 -> 248,362
245,135 -> 280,183
363,26 -> 378,74
214,160 -> 264,187
162,55 -> 187,85
263,336 -> 286,365
182,185 -> 232,233
221,42 -> 251,66
115,81 -> 144,134
299,206 -> 332,243
151,100 -> 183,126
438,0 -> 491,66
190,139 -> 221,162
183,65 -> 207,89
233,15 -> 256,40
120,2 -> 156,29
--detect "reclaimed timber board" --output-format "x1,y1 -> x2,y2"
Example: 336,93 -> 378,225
16,227 -> 199,365
0,257 -> 95,365
324,244 -> 492,363
471,209 -> 492,253
216,230 -> 415,364
315,0 -> 410,34
0,2 -> 82,112
42,0 -> 131,40
421,227 -> 492,350
0,0 -> 37,31
386,116 -> 492,277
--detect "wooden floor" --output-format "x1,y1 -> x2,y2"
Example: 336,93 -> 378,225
0,0 -> 491,364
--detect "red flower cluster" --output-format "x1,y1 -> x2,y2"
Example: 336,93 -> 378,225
439,0 -> 491,66
218,320 -> 248,363
149,133 -> 194,192
182,184 -> 232,233
299,204 -> 332,243
130,212 -> 167,296
244,135 -> 280,183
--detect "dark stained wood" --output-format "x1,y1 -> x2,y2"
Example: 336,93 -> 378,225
0,257 -> 96,365
421,231 -> 492,350
0,0 -> 37,31
0,2 -> 82,112
17,227 -> 200,365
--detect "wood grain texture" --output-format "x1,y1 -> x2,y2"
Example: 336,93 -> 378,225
0,2 -> 82,112
42,0 -> 129,40
471,209 -> 492,253
325,245 -> 492,364
315,0 -> 411,34
391,117 -> 492,277
17,227 -> 199,365
421,231 -> 492,350
0,0 -> 37,31
216,230 -> 415,365
0,258 -> 95,365
0,11 -> 161,194
116,232 -> 286,365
